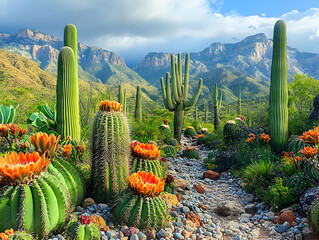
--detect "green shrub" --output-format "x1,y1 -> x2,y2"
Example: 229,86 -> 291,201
264,177 -> 296,209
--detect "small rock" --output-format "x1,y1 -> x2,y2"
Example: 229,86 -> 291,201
144,229 -> 156,240
106,231 -> 118,239
279,210 -> 296,224
137,232 -> 146,240
158,229 -> 172,238
130,234 -> 139,240
275,224 -> 286,234
233,236 -> 241,240
161,193 -> 179,206
176,193 -> 183,202
244,204 -> 256,214
194,184 -> 205,194
182,230 -> 192,238
174,178 -> 190,190
83,198 -> 95,208
198,203 -> 207,210
203,170 -> 220,180
173,233 -> 184,239
216,200 -> 245,216
283,221 -> 290,229
182,206 -> 190,213
295,233 -> 303,240
186,213 -> 201,228
97,203 -> 108,212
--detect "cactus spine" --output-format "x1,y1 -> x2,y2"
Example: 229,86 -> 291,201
269,20 -> 288,153
213,84 -> 222,130
135,86 -> 142,122
91,101 -> 131,203
160,53 -> 203,142
238,86 -> 241,115
56,24 -> 81,141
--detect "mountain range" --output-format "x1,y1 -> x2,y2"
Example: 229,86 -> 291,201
1,29 -> 319,104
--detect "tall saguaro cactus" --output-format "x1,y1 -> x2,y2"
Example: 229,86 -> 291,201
213,83 -> 222,130
160,53 -> 202,142
56,47 -> 81,141
204,101 -> 209,123
238,86 -> 241,115
118,85 -> 127,114
135,86 -> 142,122
194,106 -> 198,121
56,24 -> 81,141
269,20 -> 288,153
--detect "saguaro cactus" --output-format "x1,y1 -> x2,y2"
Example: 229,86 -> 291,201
227,105 -> 231,115
160,53 -> 202,142
238,86 -> 241,115
118,85 -> 127,114
204,101 -> 209,123
194,106 -> 198,121
64,24 -> 78,68
269,20 -> 288,153
213,84 -> 222,130
56,46 -> 81,141
135,86 -> 142,122
91,101 -> 131,203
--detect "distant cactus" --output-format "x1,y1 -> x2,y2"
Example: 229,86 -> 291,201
91,101 -> 130,203
160,53 -> 202,142
194,106 -> 198,121
118,85 -> 127,114
213,84 -> 222,129
204,102 -> 209,123
135,86 -> 142,122
238,86 -> 241,115
183,148 -> 200,159
269,20 -> 288,153
184,126 -> 197,137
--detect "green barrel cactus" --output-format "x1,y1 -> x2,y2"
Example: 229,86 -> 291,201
213,84 -> 222,129
160,53 -> 202,142
184,126 -> 197,137
8,231 -> 34,240
286,136 -> 309,153
56,46 -> 81,141
0,152 -> 71,239
182,148 -> 200,159
223,120 -> 242,145
269,20 -> 288,154
91,101 -> 131,203
310,198 -> 319,233
131,142 -> 167,178
161,145 -> 177,157
67,215 -> 100,240
135,86 -> 142,122
114,171 -> 168,231
48,158 -> 86,206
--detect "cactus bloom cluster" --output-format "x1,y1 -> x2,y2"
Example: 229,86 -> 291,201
0,123 -> 26,138
0,229 -> 15,240
128,171 -> 165,197
299,128 -> 319,145
131,142 -> 160,160
0,152 -> 50,185
300,146 -> 318,158
260,133 -> 271,143
245,133 -> 256,144
31,132 -> 60,158
99,100 -> 121,112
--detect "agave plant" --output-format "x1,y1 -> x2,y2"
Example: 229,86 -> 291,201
27,104 -> 58,135
30,132 -> 60,158
0,105 -> 17,124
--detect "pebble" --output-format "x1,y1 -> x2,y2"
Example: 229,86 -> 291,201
130,234 -> 139,240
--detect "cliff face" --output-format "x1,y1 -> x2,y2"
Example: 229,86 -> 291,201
0,29 -> 147,85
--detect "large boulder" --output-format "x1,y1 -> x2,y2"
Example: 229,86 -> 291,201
216,200 -> 245,216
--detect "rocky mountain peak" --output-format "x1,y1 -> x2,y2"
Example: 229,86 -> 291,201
16,29 -> 60,42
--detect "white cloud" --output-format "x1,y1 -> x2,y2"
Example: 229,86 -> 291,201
0,1 -> 319,65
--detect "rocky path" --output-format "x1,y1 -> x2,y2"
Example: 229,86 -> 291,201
161,136 -> 309,240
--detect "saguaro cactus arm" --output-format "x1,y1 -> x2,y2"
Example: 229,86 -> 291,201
160,74 -> 176,111
184,79 -> 203,108
183,53 -> 190,101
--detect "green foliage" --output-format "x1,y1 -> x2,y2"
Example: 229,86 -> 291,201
264,177 -> 295,209
285,172 -> 310,197
27,104 -> 57,135
160,53 -> 203,142
91,107 -> 130,203
310,198 -> 319,233
0,105 -> 16,124
269,20 -> 288,154
113,189 -> 168,231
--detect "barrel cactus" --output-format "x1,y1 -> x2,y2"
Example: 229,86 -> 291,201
0,229 -> 33,240
287,136 -> 309,153
114,171 -> 168,230
223,120 -> 242,145
184,126 -> 197,137
0,152 -> 71,239
182,148 -> 200,159
131,142 -> 167,178
161,145 -> 177,157
310,198 -> 319,233
67,215 -> 100,240
269,20 -> 288,153
91,100 -> 131,203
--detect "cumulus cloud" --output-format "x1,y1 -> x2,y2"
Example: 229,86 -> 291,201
0,0 -> 319,66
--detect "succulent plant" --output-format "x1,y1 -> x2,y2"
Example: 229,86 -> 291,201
269,20 -> 288,153
91,100 -> 130,203
0,105 -> 17,124
67,215 -> 100,240
160,53 -> 202,142
184,126 -> 197,137
223,120 -> 242,145
114,171 -> 168,230
161,145 -> 177,157
30,132 -> 60,158
27,104 -> 57,135
0,152 -> 71,239
131,142 -> 167,178
182,148 -> 200,159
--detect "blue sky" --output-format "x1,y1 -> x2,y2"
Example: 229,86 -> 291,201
0,0 -> 319,66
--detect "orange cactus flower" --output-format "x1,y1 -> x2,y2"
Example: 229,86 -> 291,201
0,229 -> 15,240
260,133 -> 270,143
127,171 -> 165,197
0,152 -> 50,185
186,147 -> 195,151
186,126 -> 195,129
299,129 -> 319,145
131,142 -> 160,160
31,132 -> 60,158
6,123 -> 20,136
300,146 -> 318,158
197,134 -> 205,138
99,100 -> 121,112
18,128 -> 27,138
61,144 -> 73,158
245,133 -> 255,144
0,124 -> 8,137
